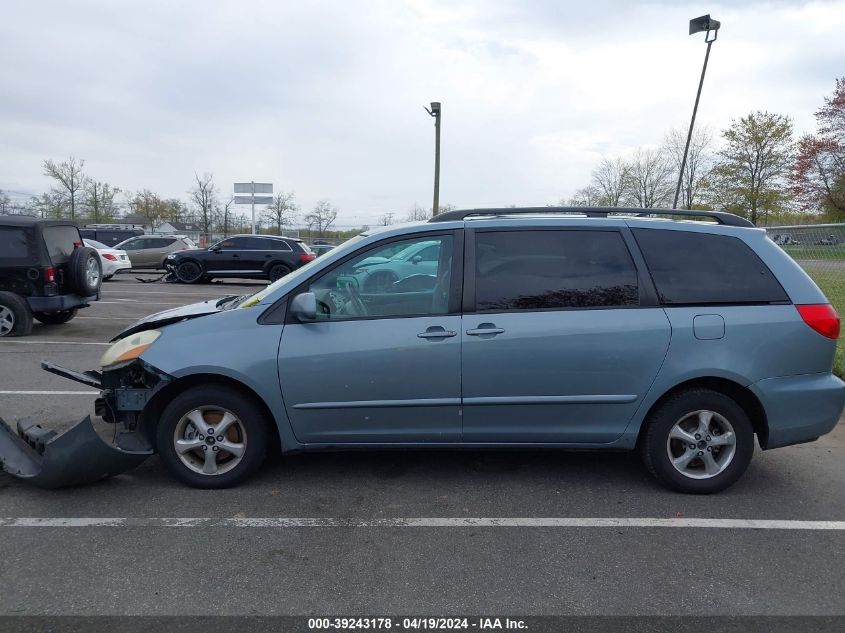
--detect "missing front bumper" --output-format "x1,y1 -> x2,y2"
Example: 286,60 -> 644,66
0,415 -> 152,488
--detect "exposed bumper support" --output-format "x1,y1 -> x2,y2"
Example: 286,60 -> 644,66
0,415 -> 152,488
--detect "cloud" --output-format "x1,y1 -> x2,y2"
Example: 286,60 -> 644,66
0,0 -> 843,225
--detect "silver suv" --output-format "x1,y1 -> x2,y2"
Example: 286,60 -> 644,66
114,235 -> 196,269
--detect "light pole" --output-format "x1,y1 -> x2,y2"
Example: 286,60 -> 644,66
424,101 -> 442,216
673,14 -> 721,210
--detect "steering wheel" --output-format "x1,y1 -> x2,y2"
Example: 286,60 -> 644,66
342,281 -> 368,316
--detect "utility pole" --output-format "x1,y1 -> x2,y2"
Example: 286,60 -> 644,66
425,102 -> 442,216
673,15 -> 721,210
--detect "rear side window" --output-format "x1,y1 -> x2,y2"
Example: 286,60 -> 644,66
633,229 -> 789,305
474,230 -> 639,312
42,225 -> 81,262
0,227 -> 29,260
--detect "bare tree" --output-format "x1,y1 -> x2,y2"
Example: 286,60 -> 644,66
303,200 -> 339,237
42,157 -> 86,219
0,190 -> 11,215
590,157 -> 630,207
189,172 -> 217,242
664,126 -> 714,210
405,204 -> 431,222
379,212 -> 395,226
84,181 -> 121,223
262,192 -> 299,235
565,185 -> 605,207
624,147 -> 676,209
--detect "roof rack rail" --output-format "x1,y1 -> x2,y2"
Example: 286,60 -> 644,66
428,206 -> 754,228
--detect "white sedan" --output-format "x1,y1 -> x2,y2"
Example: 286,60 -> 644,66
84,239 -> 132,280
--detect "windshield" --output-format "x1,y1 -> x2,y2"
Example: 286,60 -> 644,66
238,234 -> 367,308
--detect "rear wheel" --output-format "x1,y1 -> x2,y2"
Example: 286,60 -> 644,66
156,385 -> 270,488
0,292 -> 33,337
175,260 -> 203,284
34,309 -> 78,325
269,263 -> 291,282
639,388 -> 754,494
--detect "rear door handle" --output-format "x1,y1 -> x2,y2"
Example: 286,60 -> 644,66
466,324 -> 505,336
418,327 -> 457,340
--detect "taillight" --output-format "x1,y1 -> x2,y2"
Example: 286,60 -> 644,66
796,304 -> 840,339
44,267 -> 55,282
102,253 -> 118,261
73,241 -> 82,248
299,253 -> 316,262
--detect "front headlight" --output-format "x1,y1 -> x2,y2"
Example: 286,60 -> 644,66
166,253 -> 177,259
100,330 -> 161,367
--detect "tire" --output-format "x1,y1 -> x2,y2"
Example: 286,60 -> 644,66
156,385 -> 270,489
0,291 -> 33,338
174,260 -> 203,284
268,263 -> 291,282
639,388 -> 754,494
68,246 -> 102,295
34,309 -> 78,325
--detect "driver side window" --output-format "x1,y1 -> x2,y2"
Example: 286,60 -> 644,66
306,235 -> 454,321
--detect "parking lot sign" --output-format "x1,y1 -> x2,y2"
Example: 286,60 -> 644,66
234,182 -> 274,234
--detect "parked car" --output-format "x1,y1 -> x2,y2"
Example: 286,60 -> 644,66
0,216 -> 102,336
352,239 -> 441,291
2,207 -> 843,493
165,234 -> 316,283
817,235 -> 840,246
84,239 -> 132,280
771,234 -> 800,246
114,235 -> 196,269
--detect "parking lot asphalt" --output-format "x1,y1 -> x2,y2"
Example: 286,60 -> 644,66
0,273 -> 843,616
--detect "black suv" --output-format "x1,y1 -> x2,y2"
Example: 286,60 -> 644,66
0,217 -> 102,337
165,234 -> 316,283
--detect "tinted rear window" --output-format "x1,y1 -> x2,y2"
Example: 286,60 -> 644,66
474,230 -> 639,312
43,225 -> 81,262
633,228 -> 789,305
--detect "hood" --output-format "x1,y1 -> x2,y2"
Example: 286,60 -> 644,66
110,296 -> 236,342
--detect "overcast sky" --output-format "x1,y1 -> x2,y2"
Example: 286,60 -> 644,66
1,0 -> 843,227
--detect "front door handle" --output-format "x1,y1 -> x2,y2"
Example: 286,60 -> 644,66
418,326 -> 457,340
466,324 -> 505,336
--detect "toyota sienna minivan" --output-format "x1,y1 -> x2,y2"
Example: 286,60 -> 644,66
1,207 -> 842,494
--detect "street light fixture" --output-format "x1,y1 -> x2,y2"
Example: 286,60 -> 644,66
424,101 -> 442,216
673,14 -> 721,210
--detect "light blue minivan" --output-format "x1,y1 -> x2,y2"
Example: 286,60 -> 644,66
1,207 -> 843,493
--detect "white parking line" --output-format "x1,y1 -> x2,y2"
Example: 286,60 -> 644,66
96,300 -> 187,306
75,316 -> 136,320
0,517 -> 843,529
0,340 -> 109,346
0,390 -> 98,395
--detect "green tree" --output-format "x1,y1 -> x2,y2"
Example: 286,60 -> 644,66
84,180 -> 121,223
711,111 -> 794,225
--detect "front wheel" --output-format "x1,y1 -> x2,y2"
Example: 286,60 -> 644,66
34,309 -> 78,325
639,389 -> 754,494
156,385 -> 270,488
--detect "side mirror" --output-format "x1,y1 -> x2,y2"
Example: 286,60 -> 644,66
290,292 -> 317,323
210,245 -> 221,253
411,255 -> 423,264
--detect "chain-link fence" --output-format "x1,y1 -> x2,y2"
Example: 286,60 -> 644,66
765,223 -> 845,375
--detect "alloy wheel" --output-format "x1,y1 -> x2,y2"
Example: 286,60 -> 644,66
85,256 -> 101,288
0,306 -> 14,336
173,406 -> 247,476
666,410 -> 737,479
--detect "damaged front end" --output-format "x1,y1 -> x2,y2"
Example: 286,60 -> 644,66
0,360 -> 172,488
